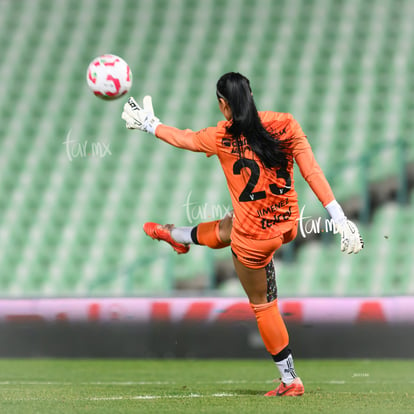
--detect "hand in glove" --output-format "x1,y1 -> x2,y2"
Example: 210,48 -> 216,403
326,200 -> 364,254
335,219 -> 364,254
121,95 -> 161,134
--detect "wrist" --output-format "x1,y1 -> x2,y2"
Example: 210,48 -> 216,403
325,200 -> 347,224
146,117 -> 161,135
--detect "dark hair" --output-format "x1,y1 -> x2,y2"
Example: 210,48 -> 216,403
216,72 -> 288,170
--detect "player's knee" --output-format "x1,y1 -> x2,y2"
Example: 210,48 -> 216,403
244,284 -> 268,304
219,213 -> 233,243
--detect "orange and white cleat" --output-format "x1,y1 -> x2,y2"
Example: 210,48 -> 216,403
143,222 -> 190,254
264,377 -> 304,397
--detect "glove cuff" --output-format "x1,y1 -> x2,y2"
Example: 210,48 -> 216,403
325,200 -> 346,225
146,118 -> 161,135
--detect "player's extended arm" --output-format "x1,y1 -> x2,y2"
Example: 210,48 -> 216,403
295,149 -> 334,206
154,125 -> 210,152
122,96 -> 216,153
295,147 -> 364,254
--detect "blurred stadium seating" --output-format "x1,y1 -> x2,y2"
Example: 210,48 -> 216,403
0,0 -> 413,297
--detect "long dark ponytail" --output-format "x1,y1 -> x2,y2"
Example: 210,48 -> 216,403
216,72 -> 288,170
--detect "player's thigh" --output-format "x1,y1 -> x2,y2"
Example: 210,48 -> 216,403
232,255 -> 268,304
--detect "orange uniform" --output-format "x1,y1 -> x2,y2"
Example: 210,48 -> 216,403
156,111 -> 334,267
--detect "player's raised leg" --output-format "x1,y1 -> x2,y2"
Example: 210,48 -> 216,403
143,212 -> 233,254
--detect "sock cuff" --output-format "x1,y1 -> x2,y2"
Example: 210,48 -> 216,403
195,220 -> 229,249
191,222 -> 223,245
272,346 -> 291,362
250,299 -> 278,313
191,226 -> 200,245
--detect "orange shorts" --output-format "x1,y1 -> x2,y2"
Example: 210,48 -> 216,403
230,223 -> 298,269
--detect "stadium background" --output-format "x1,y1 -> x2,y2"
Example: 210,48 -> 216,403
0,0 -> 413,358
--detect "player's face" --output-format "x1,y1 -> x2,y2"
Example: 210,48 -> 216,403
218,98 -> 232,121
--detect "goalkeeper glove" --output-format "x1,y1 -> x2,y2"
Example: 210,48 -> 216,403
325,200 -> 364,254
121,96 -> 161,135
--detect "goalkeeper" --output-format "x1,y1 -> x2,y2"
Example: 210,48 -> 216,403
122,72 -> 364,397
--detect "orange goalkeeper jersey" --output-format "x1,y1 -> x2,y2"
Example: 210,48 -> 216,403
156,111 -> 334,240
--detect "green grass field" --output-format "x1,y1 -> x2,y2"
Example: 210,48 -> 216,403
0,359 -> 413,413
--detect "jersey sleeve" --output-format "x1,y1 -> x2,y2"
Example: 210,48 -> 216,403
155,124 -> 217,156
288,118 -> 335,207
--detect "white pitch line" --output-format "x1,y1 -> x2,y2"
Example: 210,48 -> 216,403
86,390 -> 414,401
89,393 -> 238,401
2,393 -> 239,402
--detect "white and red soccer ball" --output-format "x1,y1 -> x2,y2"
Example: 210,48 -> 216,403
86,54 -> 132,100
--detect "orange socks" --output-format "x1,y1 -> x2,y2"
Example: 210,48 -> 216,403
250,299 -> 289,355
195,220 -> 230,249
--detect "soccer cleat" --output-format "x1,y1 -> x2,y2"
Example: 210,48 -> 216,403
264,377 -> 304,397
143,222 -> 190,254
